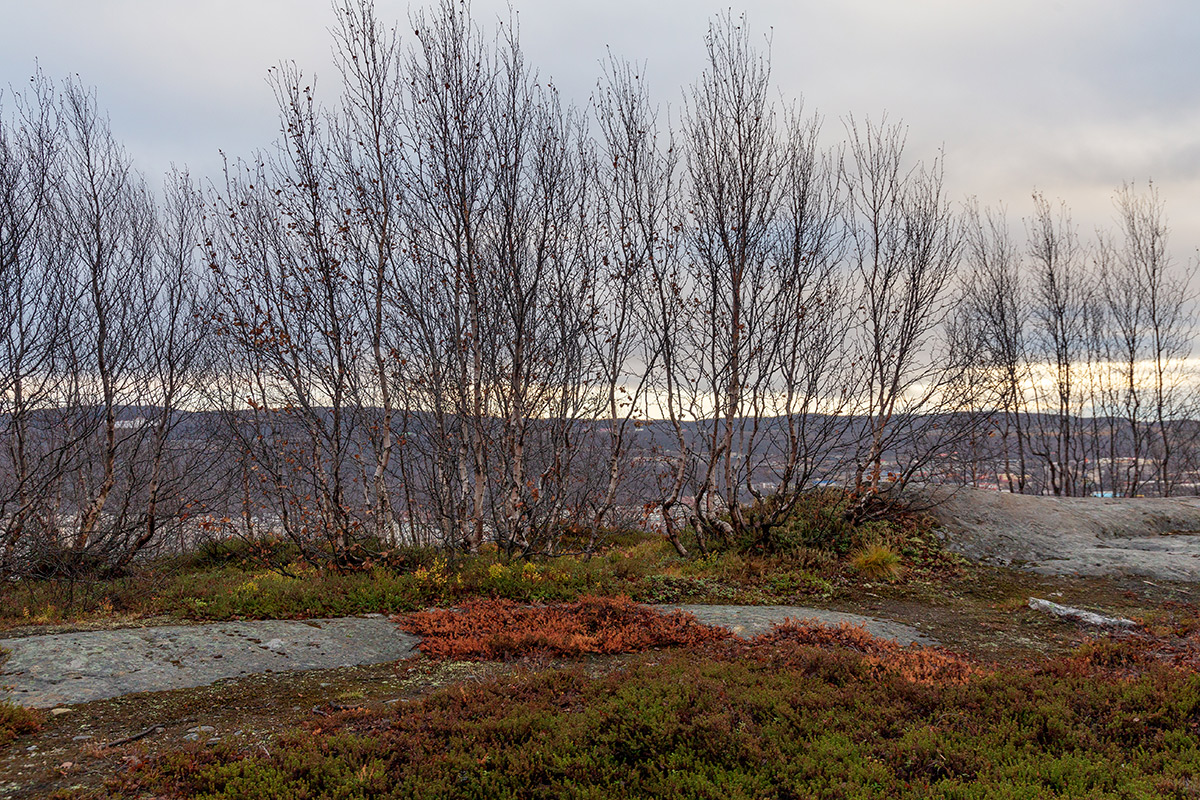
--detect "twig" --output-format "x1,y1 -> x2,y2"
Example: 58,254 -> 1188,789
105,724 -> 164,748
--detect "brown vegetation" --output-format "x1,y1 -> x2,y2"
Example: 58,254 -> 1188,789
397,595 -> 730,660
749,620 -> 981,685
0,701 -> 40,748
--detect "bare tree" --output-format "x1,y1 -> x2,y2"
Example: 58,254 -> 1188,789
646,15 -> 858,551
14,0 -> 1200,581
481,31 -> 597,554
680,14 -> 784,548
1113,182 -> 1195,495
1026,192 -> 1091,495
591,58 -> 695,555
1095,225 -> 1147,496
0,72 -> 69,571
56,79 -> 159,558
207,61 -> 372,569
395,0 -> 498,551
588,57 -> 663,542
960,201 -> 1032,492
110,171 -> 217,570
767,108 -> 855,503
842,116 -> 969,506
0,77 -> 220,575
330,0 -> 408,542
675,14 -> 786,547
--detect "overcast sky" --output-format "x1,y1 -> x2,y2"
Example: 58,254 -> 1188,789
3,0 -> 1199,266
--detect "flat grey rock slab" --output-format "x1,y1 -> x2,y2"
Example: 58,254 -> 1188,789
919,486 -> 1200,581
662,604 -> 936,647
0,617 -> 419,708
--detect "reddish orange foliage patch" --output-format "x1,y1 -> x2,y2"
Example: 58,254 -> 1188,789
751,619 -> 982,685
397,595 -> 730,659
0,702 -> 41,748
1039,602 -> 1200,678
1066,631 -> 1200,677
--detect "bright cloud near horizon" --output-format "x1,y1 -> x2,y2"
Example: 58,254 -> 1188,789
4,0 -> 1199,269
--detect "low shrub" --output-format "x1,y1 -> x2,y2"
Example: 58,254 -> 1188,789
548,525 -> 659,553
397,595 -> 731,659
636,574 -> 739,604
0,573 -> 166,628
742,489 -> 860,554
104,627 -> 1200,800
725,489 -> 942,564
1065,607 -> 1200,677
766,569 -> 834,598
0,701 -> 40,748
176,534 -> 301,572
23,542 -> 108,580
0,648 -> 41,749
751,620 -> 981,685
0,540 -> 686,628
162,565 -> 436,619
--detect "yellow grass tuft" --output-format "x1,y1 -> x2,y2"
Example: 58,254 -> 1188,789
850,543 -> 903,581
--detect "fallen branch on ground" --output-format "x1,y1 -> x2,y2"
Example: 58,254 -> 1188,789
1028,597 -> 1138,628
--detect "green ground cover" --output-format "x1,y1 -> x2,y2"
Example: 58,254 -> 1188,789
8,494 -> 1198,798
70,630 -> 1200,799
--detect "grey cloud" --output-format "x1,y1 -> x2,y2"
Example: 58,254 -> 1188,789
3,0 -> 1198,257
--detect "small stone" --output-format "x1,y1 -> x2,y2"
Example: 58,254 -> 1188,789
71,735 -> 93,742
50,708 -> 71,716
197,726 -> 216,734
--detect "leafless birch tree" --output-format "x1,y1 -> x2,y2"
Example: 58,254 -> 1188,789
1026,192 -> 1091,495
842,116 -> 970,507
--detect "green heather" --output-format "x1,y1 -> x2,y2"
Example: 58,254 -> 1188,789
87,644 -> 1200,799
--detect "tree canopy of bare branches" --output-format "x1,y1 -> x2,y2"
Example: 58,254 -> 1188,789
3,1 -> 1199,576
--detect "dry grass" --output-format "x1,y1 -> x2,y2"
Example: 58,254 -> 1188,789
849,542 -> 904,581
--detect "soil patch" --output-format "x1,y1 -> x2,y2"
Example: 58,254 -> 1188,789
826,564 -> 1199,664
